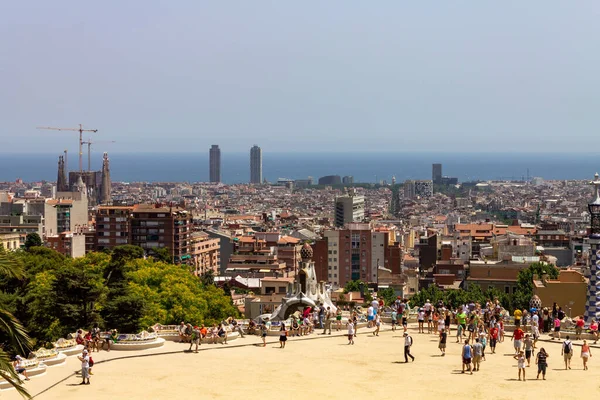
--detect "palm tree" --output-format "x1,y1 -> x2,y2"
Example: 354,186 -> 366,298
0,251 -> 32,398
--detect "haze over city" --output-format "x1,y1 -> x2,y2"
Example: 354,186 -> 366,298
2,1 -> 599,154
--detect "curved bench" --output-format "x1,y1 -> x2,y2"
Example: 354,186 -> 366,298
37,352 -> 67,367
110,337 -> 166,351
0,364 -> 47,391
56,344 -> 85,357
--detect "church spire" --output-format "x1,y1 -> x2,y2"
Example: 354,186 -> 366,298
100,152 -> 111,205
57,155 -> 68,192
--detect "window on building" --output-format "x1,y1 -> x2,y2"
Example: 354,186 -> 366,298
265,287 -> 275,294
505,286 -> 510,294
278,287 -> 286,294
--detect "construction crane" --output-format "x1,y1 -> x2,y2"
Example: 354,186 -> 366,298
36,124 -> 98,172
81,139 -> 116,171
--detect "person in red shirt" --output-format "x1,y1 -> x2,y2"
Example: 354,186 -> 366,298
575,317 -> 585,340
512,327 -> 524,354
490,324 -> 499,354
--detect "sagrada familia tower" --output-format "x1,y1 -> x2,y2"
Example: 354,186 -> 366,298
56,152 -> 112,205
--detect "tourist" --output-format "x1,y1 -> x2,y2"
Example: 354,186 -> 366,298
402,300 -> 409,332
367,304 -> 374,328
391,308 -> 397,332
260,318 -> 270,347
438,328 -> 447,356
105,329 -> 117,351
479,331 -> 487,361
536,347 -> 549,380
581,339 -> 592,370
524,334 -> 533,367
574,317 -> 584,340
489,323 -> 499,354
562,335 -> 573,370
302,315 -> 312,335
177,321 -> 186,343
531,318 -> 540,349
318,304 -> 325,329
514,308 -> 522,328
312,307 -> 320,329
514,350 -> 526,381
426,303 -> 434,334
542,308 -> 551,333
512,325 -> 524,354
347,319 -> 355,345
189,326 -> 201,353
336,307 -> 343,331
12,356 -> 30,381
373,314 -> 381,336
230,318 -> 245,338
77,349 -> 90,385
553,316 -> 561,340
76,329 -> 85,346
218,323 -> 228,345
209,324 -> 219,344
456,308 -> 466,342
437,312 -> 445,334
91,324 -> 101,352
247,320 -> 257,335
467,315 -> 476,343
352,312 -> 359,337
291,318 -> 300,336
418,308 -> 425,334
403,332 -> 414,363
461,340 -> 473,375
531,311 -> 539,336
444,310 -> 451,335
472,338 -> 483,372
200,324 -> 208,341
590,319 -> 599,344
279,323 -> 287,348
499,318 -> 505,343
323,306 -> 332,335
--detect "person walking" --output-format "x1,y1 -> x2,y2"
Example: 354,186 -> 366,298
403,332 -> 415,363
418,309 -> 425,334
391,308 -> 397,332
524,334 -> 533,367
581,339 -> 592,370
373,314 -> 381,336
562,335 -> 573,370
514,350 -> 526,381
189,325 -> 201,353
536,347 -> 549,380
489,323 -> 499,354
336,308 -> 343,331
260,318 -> 270,347
77,349 -> 91,385
439,328 -> 447,356
553,316 -> 562,340
472,338 -> 483,372
512,326 -> 524,355
322,307 -> 333,335
461,340 -> 473,375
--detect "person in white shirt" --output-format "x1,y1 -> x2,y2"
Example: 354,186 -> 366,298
12,356 -> 30,381
347,321 -> 355,345
403,332 -> 415,362
77,349 -> 90,385
367,306 -> 375,328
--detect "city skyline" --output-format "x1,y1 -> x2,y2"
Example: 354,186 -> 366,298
2,2 -> 599,153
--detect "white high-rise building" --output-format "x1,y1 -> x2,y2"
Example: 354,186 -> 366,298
250,145 -> 262,184
334,189 -> 365,227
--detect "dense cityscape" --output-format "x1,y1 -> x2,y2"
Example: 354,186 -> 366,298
1,143 -> 596,321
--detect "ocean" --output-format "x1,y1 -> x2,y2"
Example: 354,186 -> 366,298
0,152 -> 598,184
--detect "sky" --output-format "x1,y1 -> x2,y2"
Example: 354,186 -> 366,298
1,1 -> 599,154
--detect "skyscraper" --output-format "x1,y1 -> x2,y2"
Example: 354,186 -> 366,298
250,145 -> 262,184
209,145 -> 221,183
334,189 -> 365,227
432,163 -> 442,184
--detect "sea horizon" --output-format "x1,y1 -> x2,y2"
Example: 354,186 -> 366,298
1,151 -> 598,184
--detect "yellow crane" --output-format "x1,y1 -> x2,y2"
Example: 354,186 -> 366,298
81,139 -> 116,171
36,124 -> 98,172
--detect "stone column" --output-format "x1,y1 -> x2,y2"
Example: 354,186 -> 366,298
584,239 -> 600,322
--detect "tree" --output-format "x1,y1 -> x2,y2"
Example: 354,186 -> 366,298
24,233 -> 42,250
200,270 -> 215,286
343,280 -> 366,294
148,247 -> 172,264
0,251 -> 32,398
378,287 -> 396,306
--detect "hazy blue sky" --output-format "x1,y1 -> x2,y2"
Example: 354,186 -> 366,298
2,2 -> 599,154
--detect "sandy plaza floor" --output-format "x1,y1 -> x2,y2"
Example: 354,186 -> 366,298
5,324 -> 600,400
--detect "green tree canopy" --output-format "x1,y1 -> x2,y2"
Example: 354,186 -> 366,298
24,233 -> 42,250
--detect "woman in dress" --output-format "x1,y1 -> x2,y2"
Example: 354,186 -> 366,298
279,323 -> 288,348
581,339 -> 592,370
336,308 -> 343,331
